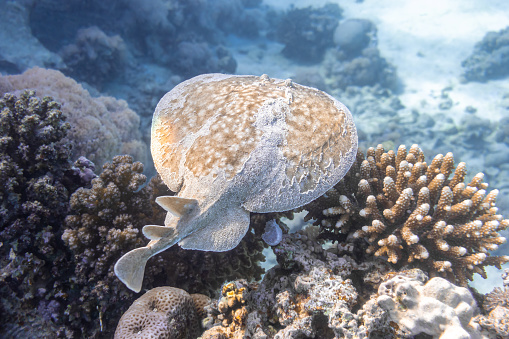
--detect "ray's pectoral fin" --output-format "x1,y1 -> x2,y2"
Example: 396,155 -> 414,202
178,205 -> 250,252
114,247 -> 153,293
156,196 -> 198,217
143,225 -> 175,240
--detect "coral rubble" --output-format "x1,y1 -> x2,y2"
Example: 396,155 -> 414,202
302,144 -> 509,286
59,26 -> 128,88
323,18 -> 398,91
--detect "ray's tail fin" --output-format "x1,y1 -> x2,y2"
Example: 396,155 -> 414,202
114,246 -> 153,293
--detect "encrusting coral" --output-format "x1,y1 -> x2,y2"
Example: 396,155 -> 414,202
200,227 -> 382,339
301,144 -> 509,286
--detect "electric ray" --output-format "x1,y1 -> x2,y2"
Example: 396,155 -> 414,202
115,73 -> 358,292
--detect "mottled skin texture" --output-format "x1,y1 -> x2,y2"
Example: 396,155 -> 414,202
115,73 -> 357,292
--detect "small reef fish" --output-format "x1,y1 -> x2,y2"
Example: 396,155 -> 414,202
115,73 -> 358,292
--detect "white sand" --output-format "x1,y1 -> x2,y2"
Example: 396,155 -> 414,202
260,0 -> 509,121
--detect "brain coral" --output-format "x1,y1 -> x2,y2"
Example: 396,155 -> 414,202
0,67 -> 147,166
302,144 -> 509,286
114,286 -> 207,339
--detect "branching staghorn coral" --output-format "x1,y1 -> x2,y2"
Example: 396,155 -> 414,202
302,144 -> 509,286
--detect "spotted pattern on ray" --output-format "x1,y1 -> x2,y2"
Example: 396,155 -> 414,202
152,74 -> 355,192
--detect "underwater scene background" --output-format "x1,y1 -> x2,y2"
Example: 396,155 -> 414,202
1,0 -> 509,337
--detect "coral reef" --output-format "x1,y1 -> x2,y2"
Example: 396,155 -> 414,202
324,47 -> 398,90
199,225 -> 496,339
200,228 -> 383,338
301,144 -> 509,286
0,90 -> 91,338
473,269 -> 509,337
331,85 -> 509,221
59,26 -> 128,88
61,157 -> 268,336
114,286 -> 209,339
274,4 -> 343,63
323,19 -> 398,91
0,67 -> 147,166
333,19 -> 376,57
461,26 -> 509,82
172,42 -> 237,78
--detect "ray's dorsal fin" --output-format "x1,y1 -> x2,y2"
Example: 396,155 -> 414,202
155,196 -> 198,217
142,225 -> 175,240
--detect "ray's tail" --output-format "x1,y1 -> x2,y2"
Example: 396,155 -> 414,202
114,247 -> 153,293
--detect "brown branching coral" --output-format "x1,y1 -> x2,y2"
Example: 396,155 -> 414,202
302,144 -> 509,286
62,155 -> 152,336
0,91 -> 96,338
